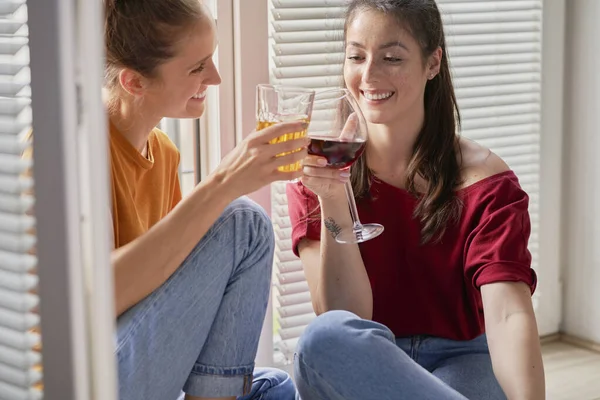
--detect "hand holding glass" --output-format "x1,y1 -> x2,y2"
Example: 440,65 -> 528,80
306,88 -> 384,244
256,84 -> 315,173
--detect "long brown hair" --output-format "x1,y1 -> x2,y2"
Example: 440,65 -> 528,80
345,0 -> 463,243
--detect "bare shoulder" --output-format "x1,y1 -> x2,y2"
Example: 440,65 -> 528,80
457,136 -> 510,189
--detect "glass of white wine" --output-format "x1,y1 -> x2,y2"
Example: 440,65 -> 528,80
256,84 -> 315,174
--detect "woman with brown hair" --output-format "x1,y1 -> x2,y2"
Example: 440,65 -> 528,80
287,1 -> 545,399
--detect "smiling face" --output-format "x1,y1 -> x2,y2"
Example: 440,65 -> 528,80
343,9 -> 440,126
141,15 -> 221,119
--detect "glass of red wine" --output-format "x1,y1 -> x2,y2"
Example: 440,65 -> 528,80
306,88 -> 384,244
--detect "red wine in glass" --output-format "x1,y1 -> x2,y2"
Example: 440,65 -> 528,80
307,137 -> 366,168
301,88 -> 384,244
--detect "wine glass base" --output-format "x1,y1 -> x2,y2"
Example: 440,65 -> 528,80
335,223 -> 384,244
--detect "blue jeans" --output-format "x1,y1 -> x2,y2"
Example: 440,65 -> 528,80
116,197 -> 296,400
295,310 -> 506,400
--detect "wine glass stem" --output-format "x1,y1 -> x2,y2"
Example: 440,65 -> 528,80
344,180 -> 364,240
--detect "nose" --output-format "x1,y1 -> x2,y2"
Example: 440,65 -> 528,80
361,59 -> 381,85
205,60 -> 222,86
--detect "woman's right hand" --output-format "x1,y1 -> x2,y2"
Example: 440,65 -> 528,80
212,121 -> 310,199
301,156 -> 349,201
301,113 -> 358,201
302,113 -> 358,200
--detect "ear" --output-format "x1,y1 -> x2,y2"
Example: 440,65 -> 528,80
118,69 -> 147,97
426,47 -> 443,80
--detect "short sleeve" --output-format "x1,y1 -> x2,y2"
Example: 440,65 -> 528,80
286,182 -> 322,256
463,174 -> 537,293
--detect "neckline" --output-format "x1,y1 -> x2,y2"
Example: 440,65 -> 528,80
109,120 -> 155,170
372,170 -> 517,196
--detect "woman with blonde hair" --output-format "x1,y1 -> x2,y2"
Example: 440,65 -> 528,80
104,1 -> 302,399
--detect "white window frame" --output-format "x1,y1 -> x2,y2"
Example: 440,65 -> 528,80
28,0 -> 118,398
159,118 -> 201,195
535,0 -> 565,336
75,0 -> 119,397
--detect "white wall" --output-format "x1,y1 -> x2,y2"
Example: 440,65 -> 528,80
536,0 -> 566,337
562,0 -> 600,343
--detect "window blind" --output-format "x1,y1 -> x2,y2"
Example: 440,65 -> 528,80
270,0 -> 542,362
0,1 -> 43,398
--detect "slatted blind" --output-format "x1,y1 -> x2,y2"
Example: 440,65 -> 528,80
0,0 -> 43,398
270,0 -> 543,362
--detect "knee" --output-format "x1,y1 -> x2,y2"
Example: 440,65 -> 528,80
224,196 -> 274,250
226,196 -> 270,224
296,310 -> 395,368
226,195 -> 264,211
296,310 -> 359,364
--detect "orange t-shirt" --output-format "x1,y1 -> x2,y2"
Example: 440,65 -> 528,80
109,122 -> 182,249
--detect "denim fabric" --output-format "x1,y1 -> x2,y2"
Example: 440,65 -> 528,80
295,310 -> 505,400
116,197 -> 296,400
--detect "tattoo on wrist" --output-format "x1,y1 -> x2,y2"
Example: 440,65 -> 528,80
324,217 -> 342,239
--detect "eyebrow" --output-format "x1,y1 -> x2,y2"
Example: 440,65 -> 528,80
348,41 -> 408,51
189,53 -> 214,69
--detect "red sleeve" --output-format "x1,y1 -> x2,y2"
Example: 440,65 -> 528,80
463,173 -> 537,293
286,182 -> 322,257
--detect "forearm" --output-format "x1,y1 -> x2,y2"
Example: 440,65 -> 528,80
315,196 -> 373,319
112,173 -> 232,316
486,312 -> 545,400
